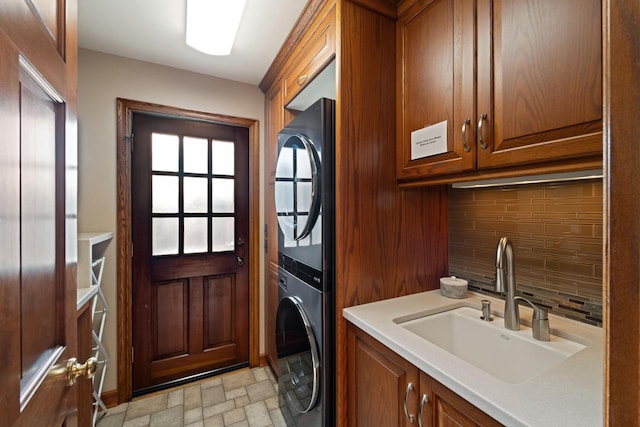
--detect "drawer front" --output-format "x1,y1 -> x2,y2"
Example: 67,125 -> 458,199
283,7 -> 336,106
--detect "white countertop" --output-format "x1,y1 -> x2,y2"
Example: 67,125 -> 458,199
343,290 -> 603,427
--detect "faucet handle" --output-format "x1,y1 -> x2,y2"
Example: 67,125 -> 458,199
514,296 -> 550,341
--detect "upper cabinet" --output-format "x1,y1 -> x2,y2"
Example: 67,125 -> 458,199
397,0 -> 603,184
282,6 -> 336,107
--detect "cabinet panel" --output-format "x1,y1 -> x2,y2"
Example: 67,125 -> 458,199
348,324 -> 420,427
397,0 -> 475,180
476,0 -> 602,169
265,266 -> 279,372
283,6 -> 336,106
265,84 -> 284,268
420,372 -> 503,427
264,81 -> 283,376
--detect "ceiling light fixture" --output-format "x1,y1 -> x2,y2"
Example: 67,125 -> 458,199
186,0 -> 247,56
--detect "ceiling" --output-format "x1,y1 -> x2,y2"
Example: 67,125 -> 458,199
78,0 -> 308,86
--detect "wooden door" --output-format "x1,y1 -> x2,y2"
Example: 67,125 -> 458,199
348,325 -> 420,427
396,0 -> 476,181
131,113 -> 250,393
476,0 -> 602,169
0,0 -> 82,425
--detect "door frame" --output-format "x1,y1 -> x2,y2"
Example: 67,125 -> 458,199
115,98 -> 260,403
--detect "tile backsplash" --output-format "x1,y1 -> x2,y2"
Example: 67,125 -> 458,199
448,179 -> 603,326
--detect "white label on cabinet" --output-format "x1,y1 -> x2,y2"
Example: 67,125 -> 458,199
411,120 -> 448,160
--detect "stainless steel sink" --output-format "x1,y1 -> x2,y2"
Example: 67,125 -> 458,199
397,306 -> 586,383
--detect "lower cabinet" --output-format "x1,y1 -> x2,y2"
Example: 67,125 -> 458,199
347,323 -> 502,427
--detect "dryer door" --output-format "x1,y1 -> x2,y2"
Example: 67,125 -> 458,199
275,134 -> 321,242
275,296 -> 320,414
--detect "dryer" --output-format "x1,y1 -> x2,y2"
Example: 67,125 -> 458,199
274,98 -> 334,427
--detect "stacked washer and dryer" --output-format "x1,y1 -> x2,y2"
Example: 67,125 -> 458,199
274,98 -> 334,427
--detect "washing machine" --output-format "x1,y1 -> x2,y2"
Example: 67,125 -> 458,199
274,98 -> 334,427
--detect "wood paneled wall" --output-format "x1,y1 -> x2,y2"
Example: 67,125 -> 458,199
603,0 -> 640,424
334,1 -> 448,425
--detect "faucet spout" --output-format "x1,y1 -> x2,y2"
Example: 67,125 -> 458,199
495,237 -> 520,331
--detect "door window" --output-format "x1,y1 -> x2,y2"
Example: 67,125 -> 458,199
151,132 -> 236,256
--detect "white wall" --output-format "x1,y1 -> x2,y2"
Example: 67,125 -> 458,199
77,48 -> 265,392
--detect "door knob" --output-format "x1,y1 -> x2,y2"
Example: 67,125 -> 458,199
67,357 -> 98,386
237,237 -> 245,246
236,256 -> 244,266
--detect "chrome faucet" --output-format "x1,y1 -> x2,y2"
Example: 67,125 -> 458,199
495,237 -> 520,331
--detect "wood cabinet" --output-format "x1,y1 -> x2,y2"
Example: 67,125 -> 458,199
420,372 -> 502,427
282,6 -> 336,106
348,324 -> 420,427
397,0 -> 602,184
261,1 -> 449,425
265,266 -> 279,371
347,324 -> 502,427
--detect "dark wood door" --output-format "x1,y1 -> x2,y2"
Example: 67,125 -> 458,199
476,0 -> 602,169
0,0 -> 83,425
348,324 -> 420,427
131,113 -> 250,393
396,0 -> 476,180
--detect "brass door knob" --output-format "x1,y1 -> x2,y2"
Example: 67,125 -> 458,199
67,357 -> 98,386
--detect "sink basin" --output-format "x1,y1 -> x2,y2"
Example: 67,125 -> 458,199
397,306 -> 586,383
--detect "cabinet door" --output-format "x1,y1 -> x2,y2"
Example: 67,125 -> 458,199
348,324 -> 420,427
476,0 -> 602,169
397,0 -> 476,180
265,266 -> 279,372
420,372 -> 503,427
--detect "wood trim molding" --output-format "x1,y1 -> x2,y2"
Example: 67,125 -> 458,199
115,98 -> 261,404
602,0 -> 640,425
259,0 -> 329,92
100,390 -> 119,409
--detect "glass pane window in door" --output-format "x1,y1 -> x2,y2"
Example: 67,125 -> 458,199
152,133 -> 179,172
184,136 -> 208,174
152,175 -> 179,213
212,217 -> 235,252
184,217 -> 208,254
212,140 -> 234,175
184,177 -> 208,213
152,217 -> 179,255
212,178 -> 234,213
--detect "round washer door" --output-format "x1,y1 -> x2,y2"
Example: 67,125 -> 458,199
274,134 -> 321,242
275,296 -> 320,414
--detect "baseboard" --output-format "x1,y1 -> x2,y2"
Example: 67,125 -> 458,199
101,389 -> 119,408
259,354 -> 268,367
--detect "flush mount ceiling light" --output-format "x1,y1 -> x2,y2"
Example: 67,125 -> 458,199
186,0 -> 247,56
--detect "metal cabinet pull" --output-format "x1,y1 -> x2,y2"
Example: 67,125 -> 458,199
403,382 -> 415,424
418,394 -> 429,427
297,74 -> 308,86
477,113 -> 488,149
461,118 -> 471,152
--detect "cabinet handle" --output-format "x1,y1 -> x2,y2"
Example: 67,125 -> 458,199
461,118 -> 471,152
403,382 -> 415,424
418,394 -> 429,427
297,74 -> 308,86
477,113 -> 488,149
